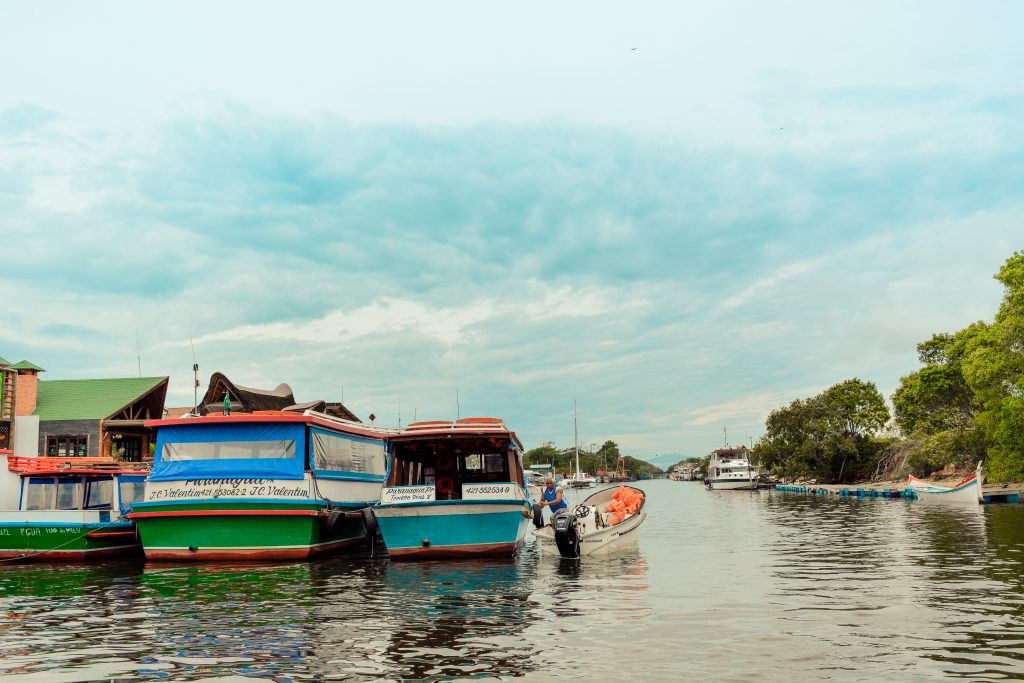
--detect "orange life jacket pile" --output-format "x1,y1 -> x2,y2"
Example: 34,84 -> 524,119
603,487 -> 643,525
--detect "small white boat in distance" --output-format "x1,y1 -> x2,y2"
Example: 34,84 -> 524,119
535,485 -> 646,559
909,462 -> 984,505
565,472 -> 597,488
706,446 -> 758,490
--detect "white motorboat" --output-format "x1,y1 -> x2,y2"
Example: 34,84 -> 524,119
909,462 -> 983,505
565,472 -> 597,488
534,485 -> 646,558
706,446 -> 758,490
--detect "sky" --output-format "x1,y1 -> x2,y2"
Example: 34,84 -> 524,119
1,2 -> 1021,465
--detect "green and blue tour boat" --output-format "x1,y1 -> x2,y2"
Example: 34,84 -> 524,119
373,418 -> 533,560
128,411 -> 393,561
0,450 -> 148,562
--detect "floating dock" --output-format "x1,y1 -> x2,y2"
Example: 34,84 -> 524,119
773,484 -> 1022,504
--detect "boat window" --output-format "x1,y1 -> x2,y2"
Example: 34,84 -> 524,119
56,479 -> 84,510
311,431 -> 387,475
162,440 -> 296,461
464,454 -> 482,471
24,478 -> 56,510
484,453 -> 505,473
118,480 -> 146,510
84,478 -> 113,510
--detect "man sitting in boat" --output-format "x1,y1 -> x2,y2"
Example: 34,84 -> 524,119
539,478 -> 567,525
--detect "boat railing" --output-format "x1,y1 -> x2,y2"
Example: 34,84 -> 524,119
303,409 -> 402,435
401,418 -> 511,434
6,456 -> 151,475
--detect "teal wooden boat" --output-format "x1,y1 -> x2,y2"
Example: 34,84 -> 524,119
373,418 -> 532,560
0,451 -> 148,562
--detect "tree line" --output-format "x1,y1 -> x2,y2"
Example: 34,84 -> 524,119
522,440 -> 664,478
756,251 -> 1024,484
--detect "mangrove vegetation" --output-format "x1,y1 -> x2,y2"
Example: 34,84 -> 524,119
757,251 -> 1024,484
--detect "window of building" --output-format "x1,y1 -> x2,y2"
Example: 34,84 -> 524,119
46,435 -> 88,458
110,436 -> 143,462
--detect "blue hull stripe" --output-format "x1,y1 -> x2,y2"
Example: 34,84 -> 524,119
376,510 -> 529,551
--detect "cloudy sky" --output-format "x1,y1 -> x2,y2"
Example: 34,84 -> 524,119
1,2 -> 1021,463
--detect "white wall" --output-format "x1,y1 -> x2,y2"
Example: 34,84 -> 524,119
0,454 -> 23,509
13,415 -> 39,457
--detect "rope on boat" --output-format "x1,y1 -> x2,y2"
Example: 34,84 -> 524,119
0,516 -> 134,563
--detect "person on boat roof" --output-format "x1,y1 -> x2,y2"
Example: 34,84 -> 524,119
539,478 -> 567,526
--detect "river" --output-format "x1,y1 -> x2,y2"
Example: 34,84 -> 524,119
1,480 -> 1023,681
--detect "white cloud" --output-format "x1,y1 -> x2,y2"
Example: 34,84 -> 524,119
686,388 -> 820,427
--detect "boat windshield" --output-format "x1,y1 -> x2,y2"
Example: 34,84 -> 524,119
118,479 -> 146,510
388,436 -> 522,500
22,476 -> 116,511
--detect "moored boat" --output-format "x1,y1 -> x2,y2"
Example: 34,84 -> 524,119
535,485 -> 646,558
0,451 -> 148,562
705,446 -> 758,490
128,411 -> 394,561
909,463 -> 984,505
373,418 -> 532,560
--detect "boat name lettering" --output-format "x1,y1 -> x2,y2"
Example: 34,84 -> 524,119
145,479 -> 310,501
381,487 -> 436,504
464,484 -> 513,496
183,479 -> 273,487
0,529 -> 8,536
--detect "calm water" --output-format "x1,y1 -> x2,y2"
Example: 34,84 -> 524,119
2,481 -> 1024,681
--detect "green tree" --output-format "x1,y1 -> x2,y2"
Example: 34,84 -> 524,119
891,325 -> 987,473
756,379 -> 890,483
891,252 -> 1024,482
962,252 -> 1024,480
523,442 -> 560,469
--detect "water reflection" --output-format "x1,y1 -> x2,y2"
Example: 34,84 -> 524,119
2,482 -> 1024,681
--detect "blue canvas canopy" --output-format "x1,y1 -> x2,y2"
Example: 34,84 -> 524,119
150,422 -> 307,481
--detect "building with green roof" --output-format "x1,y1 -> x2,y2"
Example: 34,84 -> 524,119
1,351 -> 171,458
33,376 -> 168,459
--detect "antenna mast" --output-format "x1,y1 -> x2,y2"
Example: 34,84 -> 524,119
189,331 -> 199,413
134,319 -> 142,378
574,400 -> 580,478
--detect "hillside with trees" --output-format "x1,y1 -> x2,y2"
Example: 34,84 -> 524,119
523,439 -> 663,478
756,251 -> 1024,484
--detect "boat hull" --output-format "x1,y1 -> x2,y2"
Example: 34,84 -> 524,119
914,475 -> 982,505
0,521 -> 140,562
374,501 -> 531,561
130,500 -> 368,561
707,478 -> 758,490
537,509 -> 646,556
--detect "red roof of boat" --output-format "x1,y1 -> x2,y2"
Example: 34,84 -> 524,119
394,417 -> 523,448
6,456 -> 150,476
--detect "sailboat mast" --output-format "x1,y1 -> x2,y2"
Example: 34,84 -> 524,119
574,400 -> 580,477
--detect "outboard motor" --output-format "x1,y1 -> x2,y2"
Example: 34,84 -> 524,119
553,510 -> 581,559
532,503 -> 545,529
